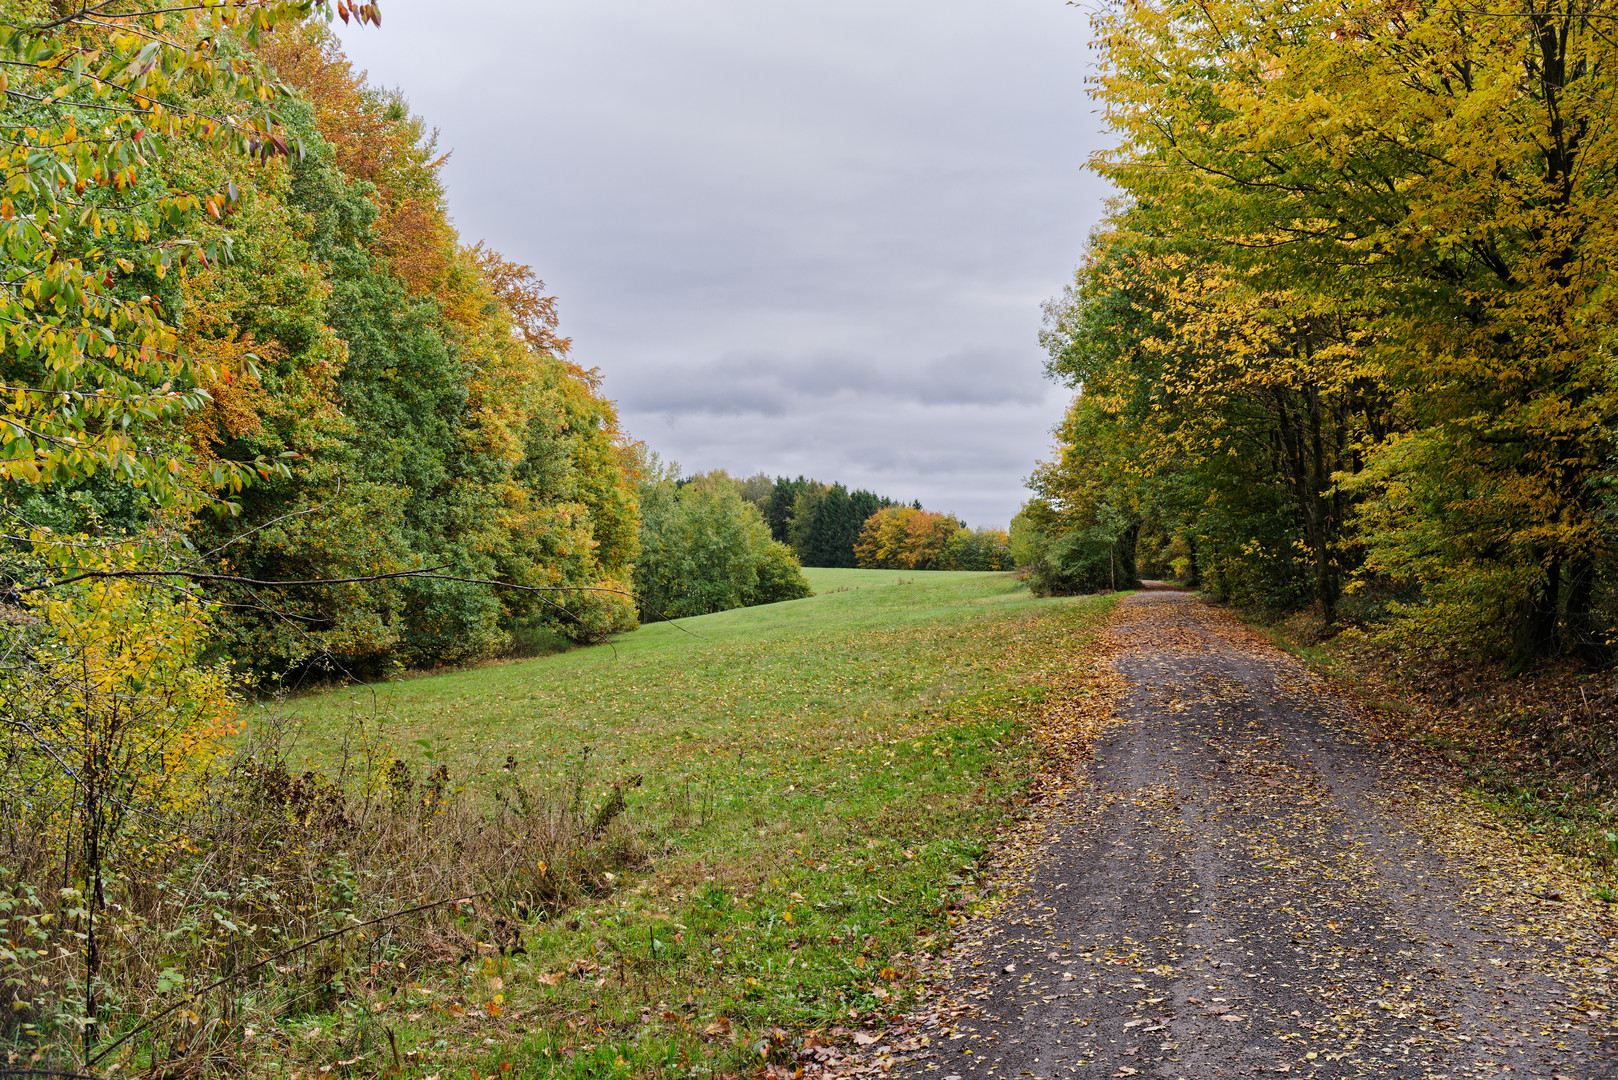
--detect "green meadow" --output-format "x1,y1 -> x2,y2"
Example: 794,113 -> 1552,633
269,570 -> 1114,1080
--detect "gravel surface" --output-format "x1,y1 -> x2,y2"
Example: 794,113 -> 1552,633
898,590 -> 1617,1080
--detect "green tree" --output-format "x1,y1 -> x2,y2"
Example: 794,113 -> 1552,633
0,1 -> 374,510
634,469 -> 810,619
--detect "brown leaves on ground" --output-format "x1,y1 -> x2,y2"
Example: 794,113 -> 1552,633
778,957 -> 972,1080
791,601 -> 1133,1079
1316,629 -> 1618,858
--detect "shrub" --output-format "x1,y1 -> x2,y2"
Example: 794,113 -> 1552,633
942,527 -> 1015,571
634,470 -> 811,620
0,709 -> 648,1072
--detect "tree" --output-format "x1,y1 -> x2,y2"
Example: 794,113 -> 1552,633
1042,234 -> 1381,620
853,506 -> 960,570
763,475 -> 811,543
634,470 -> 810,619
1062,0 -> 1618,658
0,1 -> 377,510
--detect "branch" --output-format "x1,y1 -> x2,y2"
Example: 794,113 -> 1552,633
88,892 -> 490,1067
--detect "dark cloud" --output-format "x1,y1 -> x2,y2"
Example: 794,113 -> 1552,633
338,0 -> 1111,527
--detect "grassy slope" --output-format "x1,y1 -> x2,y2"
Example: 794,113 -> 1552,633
801,568 -> 992,594
271,572 -> 1115,1080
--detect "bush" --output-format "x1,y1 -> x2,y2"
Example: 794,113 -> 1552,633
1023,529 -> 1120,596
751,536 -> 815,605
1009,503 -> 1134,596
634,470 -> 811,620
0,710 -> 648,1072
942,527 -> 1015,571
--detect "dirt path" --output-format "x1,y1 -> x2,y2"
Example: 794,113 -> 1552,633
898,591 -> 1617,1079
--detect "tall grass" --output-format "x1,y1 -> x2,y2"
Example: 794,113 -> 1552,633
1,713 -> 643,1074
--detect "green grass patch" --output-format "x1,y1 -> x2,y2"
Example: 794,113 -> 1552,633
799,567 -> 996,595
264,572 -> 1115,1080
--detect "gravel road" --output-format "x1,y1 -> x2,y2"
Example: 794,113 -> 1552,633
899,590 -> 1617,1080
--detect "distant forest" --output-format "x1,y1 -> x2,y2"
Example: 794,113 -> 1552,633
734,474 -> 918,569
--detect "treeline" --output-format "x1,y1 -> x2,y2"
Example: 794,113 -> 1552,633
748,475 -> 911,568
732,474 -> 1013,572
5,24 -> 641,678
1021,0 -> 1615,667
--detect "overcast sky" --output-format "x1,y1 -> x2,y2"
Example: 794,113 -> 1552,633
336,0 -> 1111,528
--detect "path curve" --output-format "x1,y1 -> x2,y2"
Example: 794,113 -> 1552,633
899,591 -> 1616,1079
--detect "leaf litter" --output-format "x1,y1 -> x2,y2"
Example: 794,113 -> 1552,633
806,588 -> 1617,1080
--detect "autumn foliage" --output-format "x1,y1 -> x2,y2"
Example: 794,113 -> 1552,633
854,507 -> 1012,571
1032,0 -> 1618,665
159,22 -> 643,673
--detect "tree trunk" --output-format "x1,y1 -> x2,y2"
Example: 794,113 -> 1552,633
1305,383 -> 1340,626
1185,534 -> 1201,588
1510,556 -> 1562,667
1120,519 -> 1142,587
1564,556 -> 1607,666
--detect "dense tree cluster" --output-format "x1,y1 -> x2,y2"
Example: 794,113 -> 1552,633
3,20 -> 640,677
854,507 -> 1013,571
1026,0 -> 1617,666
745,475 -> 912,568
633,464 -> 811,620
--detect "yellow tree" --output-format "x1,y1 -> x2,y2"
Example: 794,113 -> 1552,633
1090,0 -> 1618,660
3,557 -> 238,1050
853,506 -> 958,570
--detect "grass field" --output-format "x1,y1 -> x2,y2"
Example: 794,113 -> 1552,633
268,571 -> 1115,1080
800,567 -> 993,594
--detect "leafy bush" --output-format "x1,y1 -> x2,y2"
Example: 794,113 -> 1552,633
0,708 -> 648,1072
943,526 -> 1015,571
1010,501 -> 1138,596
1021,529 -> 1118,596
634,469 -> 811,620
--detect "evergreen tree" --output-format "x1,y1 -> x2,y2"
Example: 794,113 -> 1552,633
765,476 -> 811,544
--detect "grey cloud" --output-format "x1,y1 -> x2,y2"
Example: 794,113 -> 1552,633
617,347 -> 1048,417
339,0 -> 1112,526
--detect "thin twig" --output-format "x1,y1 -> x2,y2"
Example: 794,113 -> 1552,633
88,891 -> 490,1066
